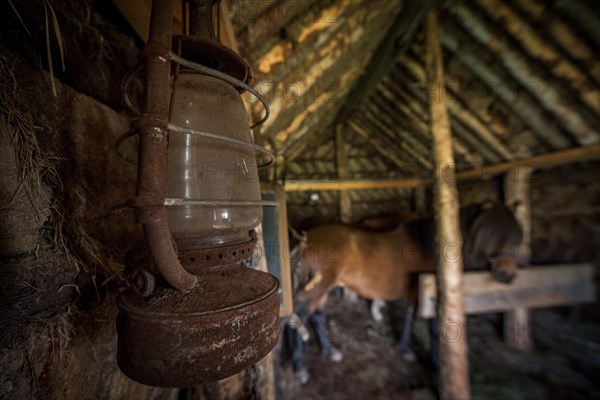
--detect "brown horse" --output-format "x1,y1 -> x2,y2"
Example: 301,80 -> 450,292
295,203 -> 521,315
285,203 -> 523,382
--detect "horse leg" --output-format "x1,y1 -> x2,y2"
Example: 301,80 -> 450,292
370,299 -> 386,323
294,271 -> 337,317
310,307 -> 343,363
398,300 -> 417,362
284,315 -> 310,384
343,288 -> 359,303
428,317 -> 440,371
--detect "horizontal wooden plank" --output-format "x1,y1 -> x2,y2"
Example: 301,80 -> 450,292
419,264 -> 596,319
284,144 -> 600,192
284,178 -> 423,192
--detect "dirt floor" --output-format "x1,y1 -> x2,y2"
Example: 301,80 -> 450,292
275,293 -> 600,400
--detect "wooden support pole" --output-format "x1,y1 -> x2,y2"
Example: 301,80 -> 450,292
276,184 -> 294,317
335,0 -> 435,122
503,167 -> 534,351
336,123 -> 352,224
248,223 -> 276,399
426,10 -> 470,400
400,55 -> 515,160
504,168 -> 533,267
380,77 -> 490,164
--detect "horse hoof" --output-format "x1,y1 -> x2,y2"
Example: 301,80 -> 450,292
325,348 -> 343,363
295,368 -> 310,384
370,300 -> 385,323
371,312 -> 384,323
399,347 -> 416,362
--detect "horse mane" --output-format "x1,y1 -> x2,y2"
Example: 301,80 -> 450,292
463,203 -> 523,270
405,203 -> 523,270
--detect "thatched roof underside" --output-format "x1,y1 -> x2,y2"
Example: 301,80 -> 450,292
226,0 -> 600,225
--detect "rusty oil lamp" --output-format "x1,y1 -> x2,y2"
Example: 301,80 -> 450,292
116,0 -> 279,387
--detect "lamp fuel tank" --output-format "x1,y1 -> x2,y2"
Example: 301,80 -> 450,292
117,264 -> 279,387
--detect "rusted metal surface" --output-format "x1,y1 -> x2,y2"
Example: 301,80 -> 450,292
179,0 -> 251,83
144,209 -> 198,290
188,0 -> 216,39
134,0 -> 197,292
173,36 -> 251,83
120,0 -> 280,387
178,239 -> 256,272
117,265 -> 280,387
130,267 -> 156,297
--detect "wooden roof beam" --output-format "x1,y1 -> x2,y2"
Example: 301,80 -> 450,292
348,118 -> 428,171
474,0 -> 600,127
283,117 -> 335,163
510,0 -> 600,88
447,2 -> 600,145
439,20 -> 572,150
335,0 -> 436,122
550,0 -> 600,49
378,76 -> 495,164
283,144 -> 600,191
398,56 -> 515,160
362,98 -> 433,160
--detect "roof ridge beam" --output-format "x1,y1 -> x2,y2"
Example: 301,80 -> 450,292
335,0 -> 436,122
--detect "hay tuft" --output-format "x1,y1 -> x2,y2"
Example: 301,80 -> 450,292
30,304 -> 77,365
0,54 -> 126,291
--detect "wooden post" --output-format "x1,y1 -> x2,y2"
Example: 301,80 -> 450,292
249,223 -> 276,399
419,264 -> 595,318
425,9 -> 470,400
276,184 -> 294,317
504,167 -> 533,264
503,167 -> 534,351
336,122 -> 352,224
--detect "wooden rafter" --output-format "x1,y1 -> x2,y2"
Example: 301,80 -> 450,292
375,84 -> 487,164
475,0 -> 600,118
349,117 -> 433,170
335,0 -> 436,122
439,21 -> 572,150
361,103 -> 436,168
399,56 -> 515,160
447,1 -> 600,145
282,144 -> 600,192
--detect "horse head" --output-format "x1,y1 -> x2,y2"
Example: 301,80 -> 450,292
489,254 -> 518,283
464,203 -> 524,284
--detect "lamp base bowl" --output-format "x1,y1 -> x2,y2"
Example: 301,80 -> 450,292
116,265 -> 279,387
